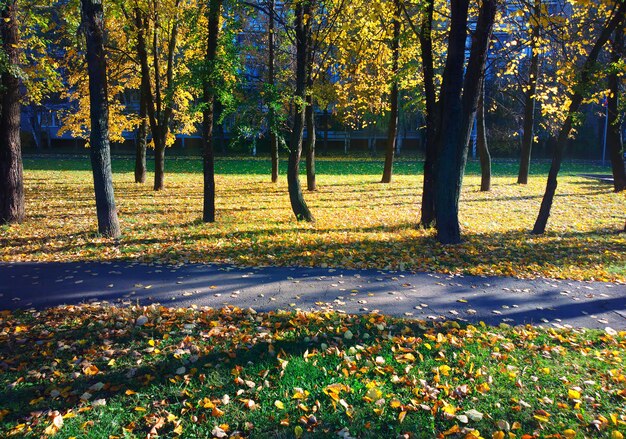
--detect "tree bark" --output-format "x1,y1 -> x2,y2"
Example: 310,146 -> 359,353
477,81 -> 491,191
533,0 -> 626,234
517,0 -> 541,185
287,1 -> 313,222
202,0 -> 222,222
305,96 -> 317,191
418,0 -> 436,228
608,24 -> 626,192
81,0 -> 121,238
435,0 -> 497,244
268,0 -> 279,183
381,0 -> 401,184
0,0 -> 24,225
135,82 -> 148,183
323,108 -> 329,153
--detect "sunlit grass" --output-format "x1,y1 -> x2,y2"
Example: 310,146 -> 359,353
1,158 -> 624,281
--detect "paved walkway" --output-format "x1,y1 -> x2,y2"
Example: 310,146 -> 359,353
1,261 -> 625,329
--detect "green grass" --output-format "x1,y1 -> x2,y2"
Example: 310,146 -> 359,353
22,156 -> 609,176
0,305 -> 625,438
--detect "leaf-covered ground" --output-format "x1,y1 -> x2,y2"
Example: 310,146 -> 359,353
0,305 -> 625,438
1,158 -> 625,281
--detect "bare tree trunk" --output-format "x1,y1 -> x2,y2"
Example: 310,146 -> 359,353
608,24 -> 626,192
381,0 -> 401,184
418,0 -> 436,228
135,83 -> 148,183
533,0 -> 626,234
477,81 -> 491,191
0,0 -> 24,224
287,1 -> 313,221
81,0 -> 121,238
517,0 -> 540,185
202,0 -> 222,222
305,96 -> 317,191
435,0 -> 497,244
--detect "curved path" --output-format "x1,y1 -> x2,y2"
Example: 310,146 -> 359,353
1,261 -> 625,329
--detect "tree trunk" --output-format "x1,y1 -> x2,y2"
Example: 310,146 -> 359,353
381,0 -> 401,184
202,0 -> 222,222
305,96 -> 317,191
477,81 -> 491,191
0,0 -> 24,225
435,0 -> 497,244
533,0 -> 626,234
135,83 -> 148,183
608,24 -> 626,192
268,0 -> 279,183
287,1 -> 313,222
81,0 -> 121,238
153,134 -> 165,191
517,0 -> 541,185
323,108 -> 329,154
419,0 -> 436,228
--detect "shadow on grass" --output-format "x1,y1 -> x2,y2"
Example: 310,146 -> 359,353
0,311 -> 438,437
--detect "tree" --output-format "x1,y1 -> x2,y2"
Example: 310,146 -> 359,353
0,0 -> 24,225
135,0 -> 181,191
533,0 -> 626,234
477,80 -> 491,191
268,0 -> 279,183
202,0 -> 223,223
0,0 -> 60,224
305,28 -> 316,191
81,0 -> 121,238
135,82 -> 149,183
517,0 -> 541,184
287,0 -> 313,221
434,0 -> 498,244
416,0 -> 437,227
607,23 -> 625,192
381,0 -> 401,184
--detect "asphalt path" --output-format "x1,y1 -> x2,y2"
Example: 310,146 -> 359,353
1,261 -> 625,329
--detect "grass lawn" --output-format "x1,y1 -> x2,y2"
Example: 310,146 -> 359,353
1,157 -> 624,281
0,305 -> 625,438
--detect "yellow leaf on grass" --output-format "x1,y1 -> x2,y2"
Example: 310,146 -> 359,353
398,411 -> 407,423
611,432 -> 624,439
274,400 -> 285,410
492,432 -> 505,439
134,407 -> 146,412
563,429 -> 576,438
568,389 -> 581,399
83,365 -> 99,376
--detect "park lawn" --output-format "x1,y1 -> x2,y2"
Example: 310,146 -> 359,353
0,304 -> 625,438
0,157 -> 625,281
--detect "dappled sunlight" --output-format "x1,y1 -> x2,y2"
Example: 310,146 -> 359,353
1,160 -> 624,281
1,304 -> 625,438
